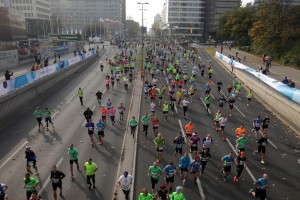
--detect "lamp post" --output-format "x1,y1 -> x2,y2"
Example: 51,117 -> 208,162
137,2 -> 149,70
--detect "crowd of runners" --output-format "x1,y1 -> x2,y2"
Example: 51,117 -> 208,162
0,40 -> 272,200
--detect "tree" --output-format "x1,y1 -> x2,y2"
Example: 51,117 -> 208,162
126,20 -> 139,39
216,7 -> 255,45
249,0 -> 295,56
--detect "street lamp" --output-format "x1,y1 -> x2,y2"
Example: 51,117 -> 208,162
137,2 -> 149,70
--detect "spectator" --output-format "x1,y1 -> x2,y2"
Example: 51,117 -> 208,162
287,79 -> 295,88
282,76 -> 289,84
5,70 -> 13,80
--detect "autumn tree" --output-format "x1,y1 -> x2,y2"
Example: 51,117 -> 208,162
216,7 -> 255,45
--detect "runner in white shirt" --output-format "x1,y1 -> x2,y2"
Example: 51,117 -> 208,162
115,73 -> 121,85
219,114 -> 228,141
182,98 -> 190,119
202,134 -> 214,153
117,171 -> 132,200
150,101 -> 156,117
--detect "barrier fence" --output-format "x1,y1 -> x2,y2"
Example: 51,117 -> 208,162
215,51 -> 300,105
0,49 -> 97,96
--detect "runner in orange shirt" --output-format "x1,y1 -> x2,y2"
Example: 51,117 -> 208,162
100,106 -> 108,123
185,121 -> 194,138
235,124 -> 247,138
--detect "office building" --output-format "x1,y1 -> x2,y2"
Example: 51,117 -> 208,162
50,0 -> 126,38
160,0 -> 240,40
0,0 -> 51,38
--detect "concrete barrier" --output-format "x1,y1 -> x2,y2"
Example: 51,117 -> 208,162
0,53 -> 99,127
215,55 -> 300,135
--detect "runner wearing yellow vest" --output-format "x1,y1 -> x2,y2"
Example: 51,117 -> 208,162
162,101 -> 169,121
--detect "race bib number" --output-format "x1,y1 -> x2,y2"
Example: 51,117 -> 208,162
28,161 -> 34,166
159,147 -> 163,150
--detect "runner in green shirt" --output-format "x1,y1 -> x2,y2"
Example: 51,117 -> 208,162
68,144 -> 79,178
169,186 -> 186,200
44,107 -> 54,131
148,162 -> 162,194
141,113 -> 151,138
236,134 -> 249,152
129,116 -> 138,139
204,95 -> 213,113
138,188 -> 154,200
247,89 -> 253,106
24,173 -> 39,200
34,107 -> 43,132
84,158 -> 98,189
77,87 -> 84,105
154,133 -> 165,162
162,101 -> 169,121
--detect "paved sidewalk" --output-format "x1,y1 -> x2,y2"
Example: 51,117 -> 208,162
0,44 -> 91,82
219,46 -> 300,88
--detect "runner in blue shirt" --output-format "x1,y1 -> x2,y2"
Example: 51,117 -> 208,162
85,119 -> 95,147
179,153 -> 190,185
249,174 -> 269,200
96,119 -> 106,145
190,156 -> 201,185
252,115 -> 262,141
163,161 -> 177,193
221,152 -> 234,182
173,132 -> 185,157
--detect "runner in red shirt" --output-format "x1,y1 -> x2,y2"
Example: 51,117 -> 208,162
152,116 -> 160,137
177,80 -> 183,88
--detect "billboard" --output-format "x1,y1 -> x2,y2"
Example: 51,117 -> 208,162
0,7 -> 27,41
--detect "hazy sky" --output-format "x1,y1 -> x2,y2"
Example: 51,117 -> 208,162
126,0 -> 253,26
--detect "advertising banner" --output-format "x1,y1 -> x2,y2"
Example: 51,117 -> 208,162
53,40 -> 69,52
215,51 -> 300,104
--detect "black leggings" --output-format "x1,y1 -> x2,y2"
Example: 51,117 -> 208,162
201,161 -> 207,173
87,174 -> 95,186
236,166 -> 244,178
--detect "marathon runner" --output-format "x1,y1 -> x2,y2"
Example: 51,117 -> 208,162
148,162 -> 162,194
50,165 -> 65,200
68,144 -> 79,178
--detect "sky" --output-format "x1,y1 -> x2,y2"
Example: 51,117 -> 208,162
126,0 -> 253,26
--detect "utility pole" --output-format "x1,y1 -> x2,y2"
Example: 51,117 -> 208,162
137,2 -> 149,70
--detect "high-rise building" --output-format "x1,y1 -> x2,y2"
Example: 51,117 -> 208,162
50,0 -> 126,39
154,13 -> 161,23
0,0 -> 51,38
160,0 -> 241,40
204,0 -> 241,39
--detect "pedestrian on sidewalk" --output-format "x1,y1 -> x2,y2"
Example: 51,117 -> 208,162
84,158 -> 98,189
117,171 -> 132,200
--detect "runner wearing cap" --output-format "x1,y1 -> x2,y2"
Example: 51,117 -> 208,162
0,182 -> 8,200
189,133 -> 200,153
169,186 -> 186,200
25,146 -> 38,175
117,171 -> 132,200
234,151 -> 247,183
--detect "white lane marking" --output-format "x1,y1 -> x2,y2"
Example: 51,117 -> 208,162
174,104 -> 178,114
210,93 -> 215,100
0,141 -> 29,170
233,105 -> 246,117
81,105 -> 97,126
226,138 -> 256,182
200,97 -> 211,114
39,157 -> 64,194
259,131 -> 278,149
178,119 -> 206,200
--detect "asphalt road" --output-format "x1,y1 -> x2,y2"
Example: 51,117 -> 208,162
134,46 -> 300,200
0,45 -> 137,200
